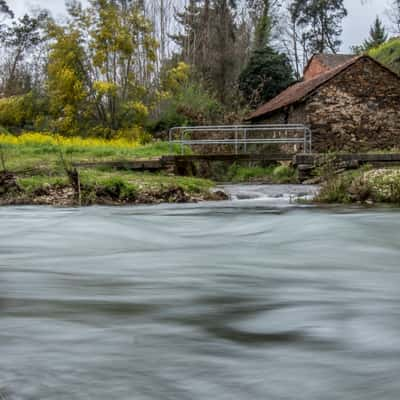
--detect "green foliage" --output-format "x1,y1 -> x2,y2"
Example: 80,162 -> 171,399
2,12 -> 48,97
253,0 -> 273,50
363,17 -> 388,51
316,167 -> 400,204
273,165 -> 296,180
47,27 -> 89,136
0,92 -> 48,129
172,0 -> 244,105
18,176 -> 69,195
150,62 -> 221,131
316,173 -> 355,203
0,136 -> 187,173
0,96 -> 27,127
226,162 -> 298,183
353,17 -> 388,54
369,38 -> 400,75
95,176 -> 138,201
239,46 -> 294,108
46,0 -> 157,137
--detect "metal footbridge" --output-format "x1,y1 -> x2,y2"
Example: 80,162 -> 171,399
168,124 -> 312,154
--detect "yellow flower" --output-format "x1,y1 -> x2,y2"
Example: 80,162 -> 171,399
0,132 -> 141,149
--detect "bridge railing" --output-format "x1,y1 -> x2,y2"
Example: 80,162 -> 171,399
168,124 -> 312,154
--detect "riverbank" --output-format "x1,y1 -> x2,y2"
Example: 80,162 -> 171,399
0,133 -> 227,206
315,166 -> 400,205
3,133 -> 400,207
0,170 -> 228,206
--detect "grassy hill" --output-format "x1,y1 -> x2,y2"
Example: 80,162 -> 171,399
369,37 -> 400,75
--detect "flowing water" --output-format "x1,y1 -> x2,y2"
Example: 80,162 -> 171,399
1,185 -> 400,399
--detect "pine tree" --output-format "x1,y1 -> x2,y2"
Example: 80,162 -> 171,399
292,0 -> 347,55
362,17 -> 388,51
253,0 -> 273,50
352,17 -> 388,54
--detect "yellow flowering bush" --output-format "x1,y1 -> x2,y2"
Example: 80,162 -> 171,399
0,96 -> 28,127
0,132 -> 142,149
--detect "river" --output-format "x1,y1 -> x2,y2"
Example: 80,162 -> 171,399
1,184 -> 400,399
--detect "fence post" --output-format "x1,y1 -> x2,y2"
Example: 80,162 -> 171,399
235,129 -> 238,155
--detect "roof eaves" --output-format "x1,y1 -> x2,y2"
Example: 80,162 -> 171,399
247,55 -> 365,121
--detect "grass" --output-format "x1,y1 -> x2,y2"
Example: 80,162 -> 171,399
369,38 -> 400,75
0,132 -> 189,173
0,132 -> 213,205
80,169 -> 214,194
225,163 -> 298,183
316,166 -> 400,204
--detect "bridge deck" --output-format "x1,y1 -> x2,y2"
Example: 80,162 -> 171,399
72,153 -> 400,172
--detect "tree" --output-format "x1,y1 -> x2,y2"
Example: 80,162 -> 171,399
353,16 -> 388,54
0,0 -> 13,19
47,0 -> 158,137
0,0 -> 13,43
2,12 -> 48,96
47,26 -> 89,135
239,46 -> 294,108
173,0 -> 243,105
387,0 -> 400,34
291,0 -> 347,55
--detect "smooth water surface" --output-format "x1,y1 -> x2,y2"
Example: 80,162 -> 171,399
1,185 -> 400,399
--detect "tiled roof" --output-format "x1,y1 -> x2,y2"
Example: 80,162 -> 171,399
306,53 -> 355,70
248,55 -> 362,121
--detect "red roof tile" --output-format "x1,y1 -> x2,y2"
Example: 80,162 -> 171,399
305,53 -> 355,71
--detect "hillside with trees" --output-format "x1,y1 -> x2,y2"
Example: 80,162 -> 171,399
0,0 -> 359,137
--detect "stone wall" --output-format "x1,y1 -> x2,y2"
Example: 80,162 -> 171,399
305,57 -> 400,152
259,57 -> 400,153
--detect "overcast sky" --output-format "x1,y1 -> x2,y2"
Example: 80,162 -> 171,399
7,0 -> 393,52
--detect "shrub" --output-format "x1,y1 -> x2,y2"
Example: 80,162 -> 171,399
225,162 -> 298,183
239,46 -> 294,108
272,165 -> 297,182
0,92 -> 48,130
96,177 -> 137,201
0,96 -> 27,127
150,62 -> 221,132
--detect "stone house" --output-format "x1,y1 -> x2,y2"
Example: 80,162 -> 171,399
247,54 -> 400,152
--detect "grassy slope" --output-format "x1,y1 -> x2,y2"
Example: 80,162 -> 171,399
1,140 -> 183,172
0,139 -> 214,204
369,38 -> 400,75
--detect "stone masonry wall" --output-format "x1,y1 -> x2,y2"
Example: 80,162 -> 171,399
259,57 -> 400,153
305,57 -> 400,152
